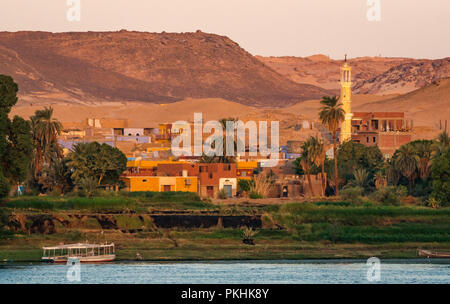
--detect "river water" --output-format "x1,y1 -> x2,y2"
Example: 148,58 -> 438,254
0,260 -> 449,284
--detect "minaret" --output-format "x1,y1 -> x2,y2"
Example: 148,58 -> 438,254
340,55 -> 353,142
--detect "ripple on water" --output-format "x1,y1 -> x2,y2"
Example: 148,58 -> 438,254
0,261 -> 449,284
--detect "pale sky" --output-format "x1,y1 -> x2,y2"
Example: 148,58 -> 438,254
1,0 -> 449,59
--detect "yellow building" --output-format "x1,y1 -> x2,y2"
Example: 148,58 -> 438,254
121,176 -> 198,192
340,55 -> 353,142
126,159 -> 185,169
236,161 -> 258,179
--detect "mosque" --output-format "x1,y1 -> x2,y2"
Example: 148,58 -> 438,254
338,56 -> 413,158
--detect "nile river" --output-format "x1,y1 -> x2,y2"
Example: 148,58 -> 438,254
0,260 -> 449,284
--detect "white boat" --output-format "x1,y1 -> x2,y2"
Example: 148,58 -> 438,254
42,243 -> 116,263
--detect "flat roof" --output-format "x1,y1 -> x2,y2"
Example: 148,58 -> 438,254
43,243 -> 114,250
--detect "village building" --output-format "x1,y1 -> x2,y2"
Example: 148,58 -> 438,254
122,161 -> 238,198
339,57 -> 412,158
351,112 -> 412,158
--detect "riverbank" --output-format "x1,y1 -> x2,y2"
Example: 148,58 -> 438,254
1,231 -> 449,262
1,194 -> 449,262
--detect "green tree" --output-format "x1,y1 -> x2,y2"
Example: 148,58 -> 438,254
299,139 -> 316,196
39,151 -> 72,194
319,96 -> 345,195
431,147 -> 450,207
0,172 -> 10,199
31,107 -> 63,174
394,144 -> 419,192
337,141 -> 384,186
66,142 -> 127,188
409,140 -> 433,180
3,116 -> 33,189
349,168 -> 370,189
434,131 -> 450,158
0,75 -> 34,197
308,136 -> 326,196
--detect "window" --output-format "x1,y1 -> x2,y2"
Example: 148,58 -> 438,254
142,179 -> 147,183
185,179 -> 191,185
366,137 -> 369,143
242,171 -> 247,177
373,137 -> 376,143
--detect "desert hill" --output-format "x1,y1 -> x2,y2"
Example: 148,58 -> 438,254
356,77 -> 450,127
0,31 -> 330,107
258,55 -> 450,95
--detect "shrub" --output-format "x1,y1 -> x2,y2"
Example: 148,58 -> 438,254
369,186 -> 407,205
78,177 -> 98,197
217,189 -> 228,199
340,186 -> 364,204
238,179 -> 253,193
249,191 -> 263,199
241,226 -> 258,245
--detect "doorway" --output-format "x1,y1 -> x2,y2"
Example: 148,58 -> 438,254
206,186 -> 214,197
223,185 -> 232,198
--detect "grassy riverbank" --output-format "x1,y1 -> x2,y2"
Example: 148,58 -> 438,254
1,194 -> 449,262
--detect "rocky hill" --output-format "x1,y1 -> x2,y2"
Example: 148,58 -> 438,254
0,31 -> 330,107
258,55 -> 450,95
353,58 -> 450,95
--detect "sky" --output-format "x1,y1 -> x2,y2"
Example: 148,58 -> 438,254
1,0 -> 449,59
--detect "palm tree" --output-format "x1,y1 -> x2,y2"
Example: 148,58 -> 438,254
309,136 -> 326,196
31,107 -> 63,173
299,139 -> 315,197
319,96 -> 345,195
350,168 -> 369,188
413,140 -> 433,180
394,144 -> 419,192
433,131 -> 450,158
374,171 -> 387,189
33,107 -> 63,151
386,160 -> 401,186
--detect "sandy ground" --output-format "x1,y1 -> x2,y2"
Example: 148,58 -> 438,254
11,81 -> 449,142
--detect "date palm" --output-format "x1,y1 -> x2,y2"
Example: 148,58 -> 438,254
374,171 -> 387,189
351,168 -> 369,188
434,131 -> 450,158
414,140 -> 433,180
394,144 -> 419,192
300,139 -> 315,197
31,107 -> 63,174
309,136 -> 326,196
319,96 -> 345,195
33,107 -> 63,153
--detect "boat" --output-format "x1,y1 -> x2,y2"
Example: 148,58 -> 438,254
42,243 -> 116,263
417,249 -> 450,258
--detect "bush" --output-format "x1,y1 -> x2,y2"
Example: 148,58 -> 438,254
249,191 -> 263,199
340,186 -> 364,204
238,179 -> 253,193
369,186 -> 407,205
78,177 -> 98,197
431,148 -> 450,207
217,189 -> 228,199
